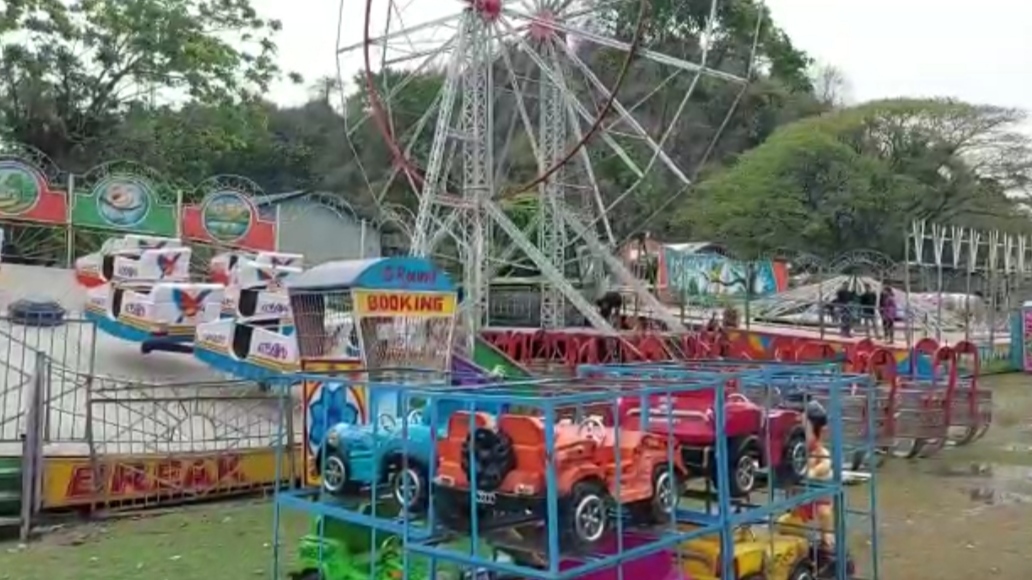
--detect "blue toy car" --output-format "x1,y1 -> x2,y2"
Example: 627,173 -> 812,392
317,410 -> 437,512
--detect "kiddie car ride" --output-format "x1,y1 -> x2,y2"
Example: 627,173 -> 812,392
434,412 -> 686,550
315,410 -> 436,512
75,234 -> 183,288
193,253 -> 302,378
84,246 -> 224,347
621,388 -> 807,497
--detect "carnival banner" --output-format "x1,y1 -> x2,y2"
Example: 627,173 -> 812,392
72,164 -> 178,235
180,176 -> 276,250
0,157 -> 68,224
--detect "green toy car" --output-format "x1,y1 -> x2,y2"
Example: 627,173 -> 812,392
291,503 -> 428,580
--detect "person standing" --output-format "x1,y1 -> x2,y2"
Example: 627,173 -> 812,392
880,285 -> 897,343
858,285 -> 878,338
834,283 -> 855,337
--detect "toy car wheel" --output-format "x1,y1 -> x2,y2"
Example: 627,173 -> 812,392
321,454 -> 348,495
776,427 -> 808,485
563,480 -> 609,548
392,460 -> 429,512
787,560 -> 817,580
712,437 -> 760,497
647,465 -> 681,523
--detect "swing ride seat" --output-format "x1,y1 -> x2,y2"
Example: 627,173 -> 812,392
220,258 -> 301,319
194,316 -> 300,377
85,281 -> 225,343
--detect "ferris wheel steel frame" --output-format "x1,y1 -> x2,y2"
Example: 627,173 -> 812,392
352,0 -> 753,338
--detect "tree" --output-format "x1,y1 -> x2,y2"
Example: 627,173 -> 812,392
810,62 -> 850,107
0,0 -> 300,169
678,98 -> 1032,258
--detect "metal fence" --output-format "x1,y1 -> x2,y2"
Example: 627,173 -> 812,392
0,317 -> 303,536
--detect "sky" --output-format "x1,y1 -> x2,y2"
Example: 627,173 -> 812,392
255,0 -> 1032,119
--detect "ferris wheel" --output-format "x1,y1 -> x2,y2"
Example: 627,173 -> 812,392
338,0 -> 760,337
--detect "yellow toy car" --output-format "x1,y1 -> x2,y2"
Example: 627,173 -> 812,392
678,514 -> 855,580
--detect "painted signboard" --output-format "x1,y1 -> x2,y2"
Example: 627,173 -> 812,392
660,248 -> 789,298
0,159 -> 68,224
353,289 -> 457,316
302,360 -> 363,489
181,188 -> 276,250
351,257 -> 454,292
42,448 -> 300,508
72,173 -> 177,235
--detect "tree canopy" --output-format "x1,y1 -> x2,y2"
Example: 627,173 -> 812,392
678,98 -> 1032,259
0,0 -> 1029,266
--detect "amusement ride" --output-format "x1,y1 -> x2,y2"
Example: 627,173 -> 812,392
47,0 -> 1002,578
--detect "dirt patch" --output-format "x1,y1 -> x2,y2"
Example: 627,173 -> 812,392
857,374 -> 1032,579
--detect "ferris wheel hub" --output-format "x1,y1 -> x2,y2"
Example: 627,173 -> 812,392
528,11 -> 557,41
467,0 -> 501,20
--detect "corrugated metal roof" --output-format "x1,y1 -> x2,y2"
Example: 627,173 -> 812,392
663,241 -> 723,254
253,190 -> 378,224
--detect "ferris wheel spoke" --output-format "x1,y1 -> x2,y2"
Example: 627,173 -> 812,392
496,15 -> 644,181
558,40 -> 692,185
518,13 -> 747,85
560,94 -> 615,245
485,199 -> 615,331
340,12 -> 462,54
384,0 -> 424,58
492,26 -> 544,178
562,206 -> 684,329
345,34 -> 456,140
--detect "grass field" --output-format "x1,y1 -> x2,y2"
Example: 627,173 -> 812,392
3,374 -> 1032,579
0,499 -> 309,580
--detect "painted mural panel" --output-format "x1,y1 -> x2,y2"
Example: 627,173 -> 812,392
73,162 -> 178,235
0,158 -> 68,224
662,248 -> 789,297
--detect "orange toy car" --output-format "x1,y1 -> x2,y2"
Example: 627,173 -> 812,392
433,413 -> 686,549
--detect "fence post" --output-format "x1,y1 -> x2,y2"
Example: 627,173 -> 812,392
83,365 -> 102,514
19,352 -> 47,541
284,395 -> 297,489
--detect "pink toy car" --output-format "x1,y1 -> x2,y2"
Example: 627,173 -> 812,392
619,388 -> 807,497
559,532 -> 688,580
486,531 -> 686,580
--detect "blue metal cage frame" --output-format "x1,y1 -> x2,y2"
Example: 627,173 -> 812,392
267,362 -> 880,580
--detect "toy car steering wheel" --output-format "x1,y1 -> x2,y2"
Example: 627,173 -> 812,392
728,393 -> 750,404
378,413 -> 398,433
406,409 -> 424,425
578,416 -> 606,443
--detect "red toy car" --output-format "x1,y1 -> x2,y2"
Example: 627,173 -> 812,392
619,390 -> 806,497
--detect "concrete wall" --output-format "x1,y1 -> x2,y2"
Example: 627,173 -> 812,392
273,199 -> 381,265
